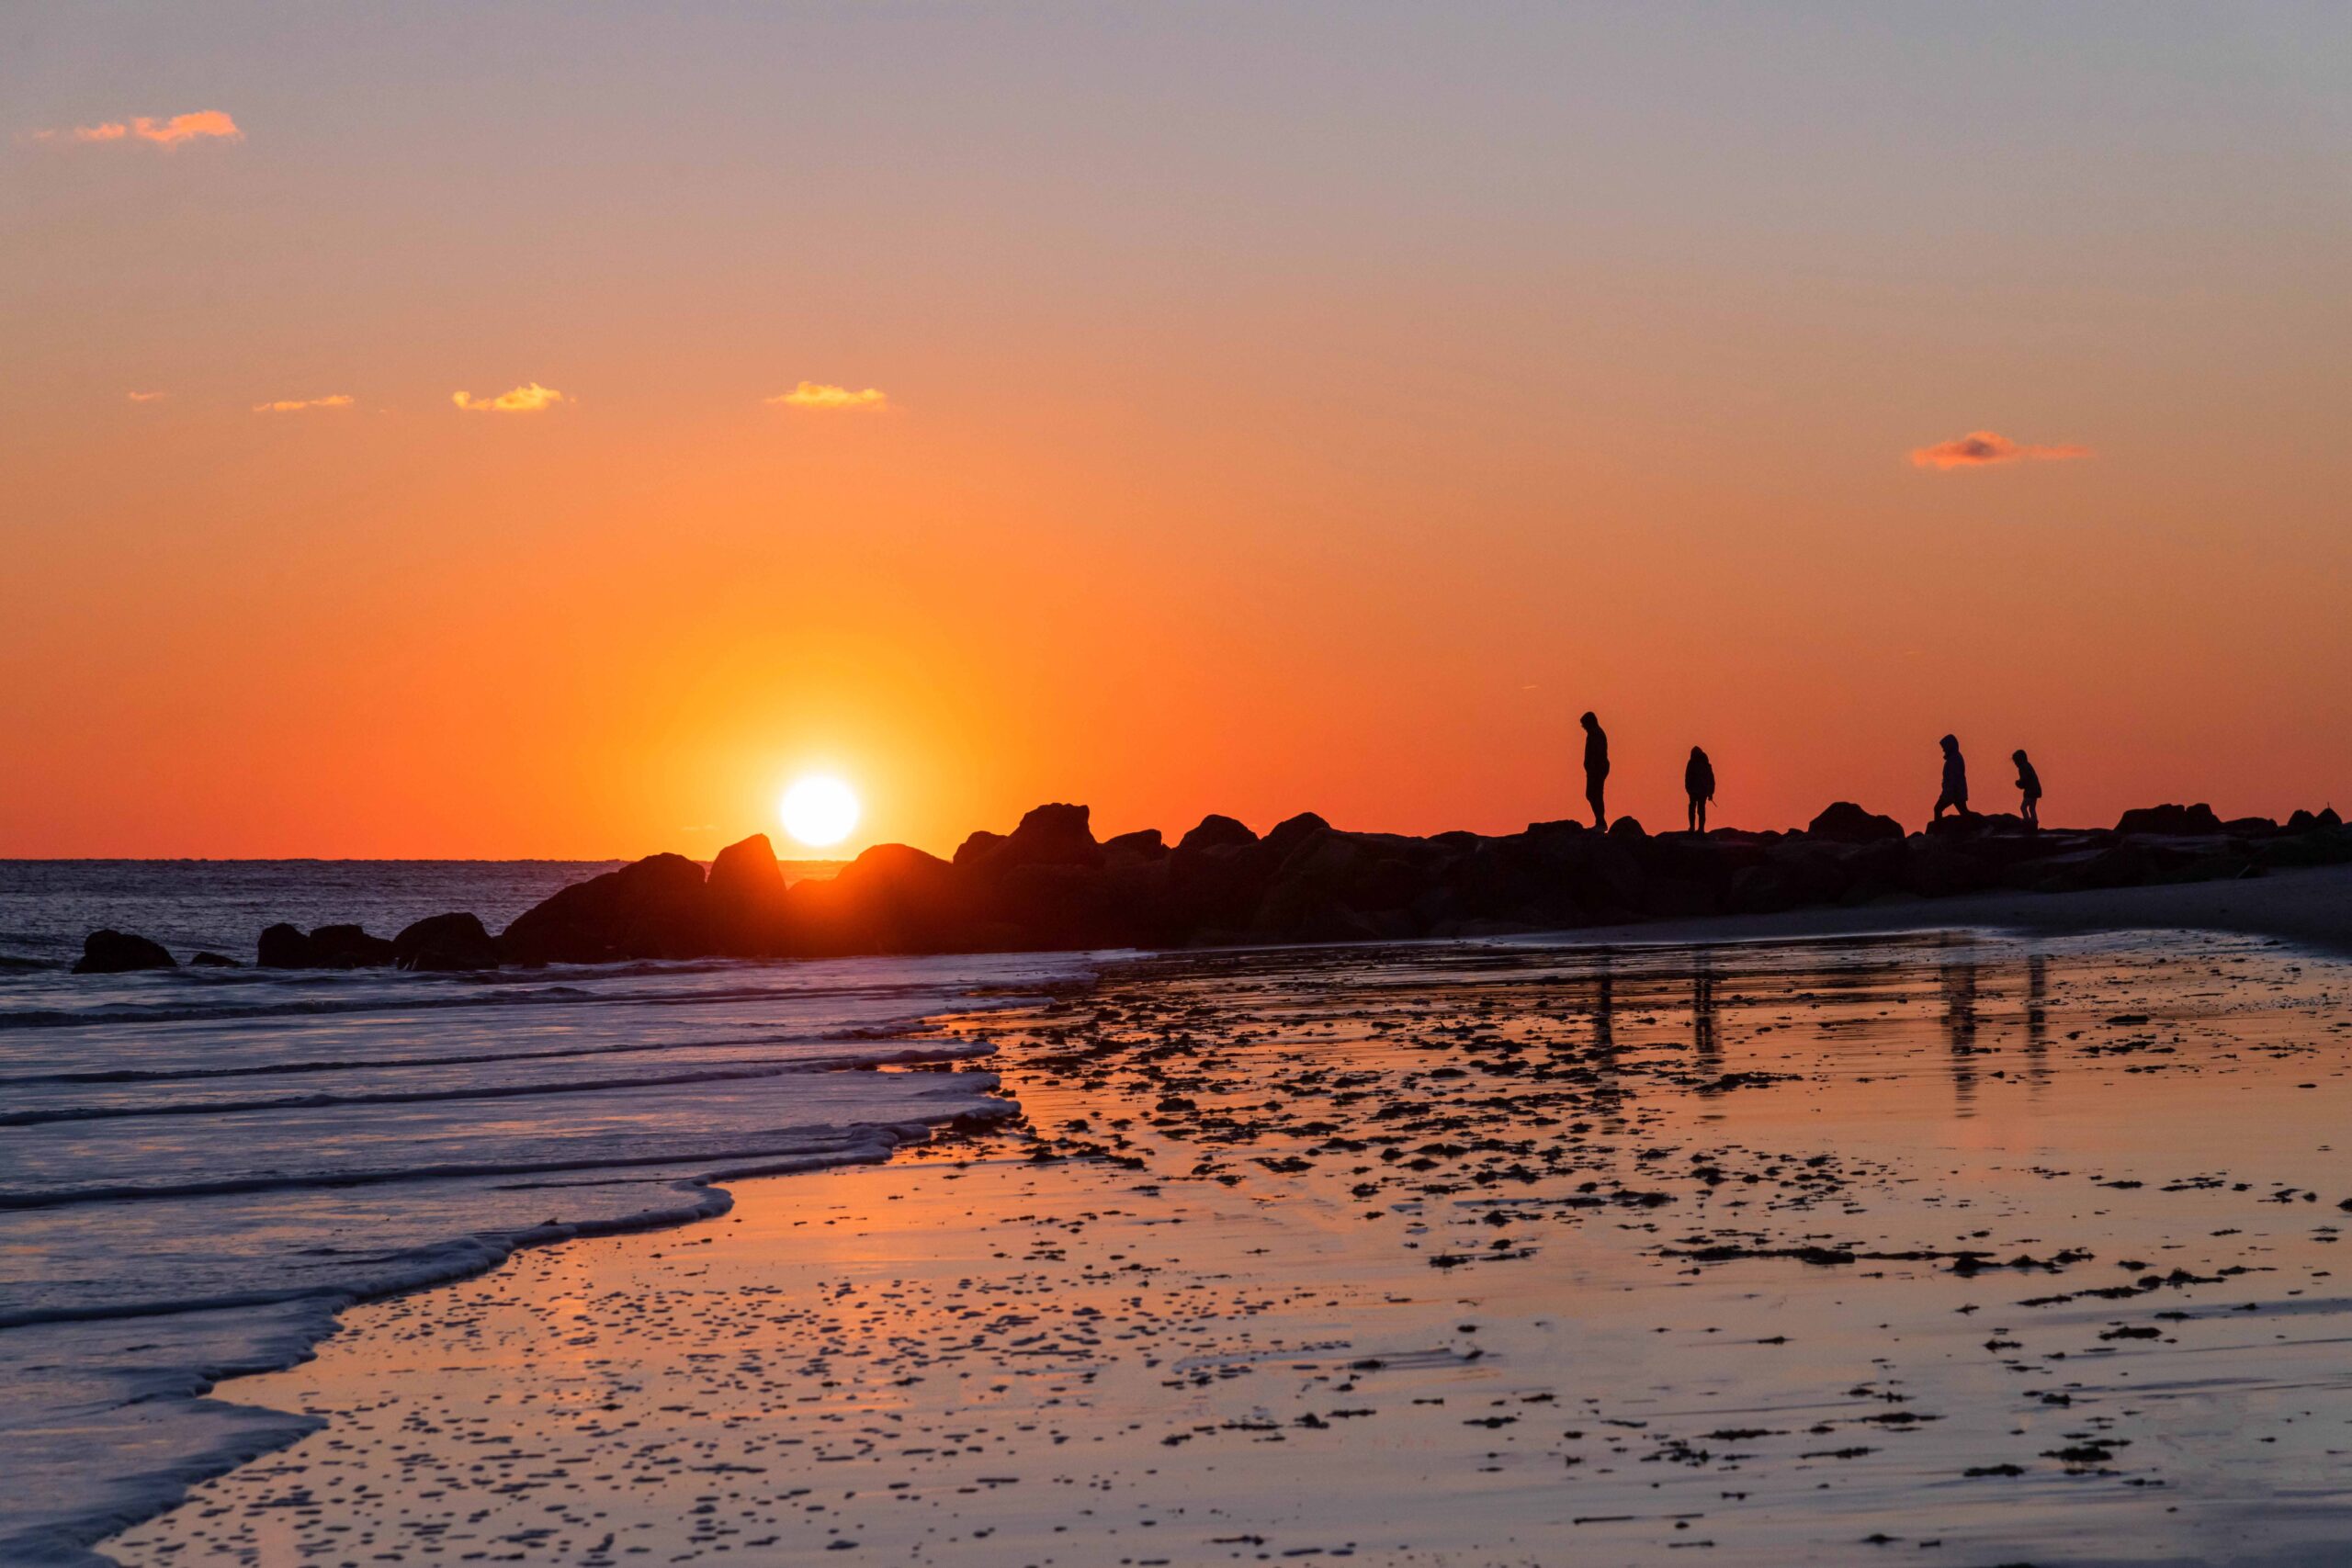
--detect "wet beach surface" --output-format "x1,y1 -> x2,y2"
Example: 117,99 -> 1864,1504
109,930 -> 2352,1567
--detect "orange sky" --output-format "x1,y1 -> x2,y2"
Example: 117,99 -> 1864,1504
4,6 -> 2347,858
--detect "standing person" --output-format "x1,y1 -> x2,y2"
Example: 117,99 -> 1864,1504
1934,733 -> 1971,820
2013,749 -> 2042,831
1579,711 -> 1610,829
1684,746 -> 1716,835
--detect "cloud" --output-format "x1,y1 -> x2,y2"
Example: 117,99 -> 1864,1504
38,111 -> 243,147
766,381 -> 889,412
253,394 -> 355,413
1908,430 -> 2092,470
125,390 -> 168,402
452,382 -> 567,413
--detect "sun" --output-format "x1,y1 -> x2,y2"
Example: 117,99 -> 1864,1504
778,774 -> 860,850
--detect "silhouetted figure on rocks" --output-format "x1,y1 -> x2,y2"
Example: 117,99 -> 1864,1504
1684,746 -> 1715,835
2013,750 -> 2042,831
1580,712 -> 1610,829
1934,734 -> 1971,820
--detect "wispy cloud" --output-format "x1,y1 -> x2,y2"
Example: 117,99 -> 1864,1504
766,381 -> 890,412
125,390 -> 168,402
452,382 -> 567,413
37,111 -> 243,148
1909,430 -> 2092,470
253,394 -> 354,413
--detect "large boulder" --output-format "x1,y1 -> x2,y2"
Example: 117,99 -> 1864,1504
74,930 -> 175,974
2115,803 -> 2224,836
1177,814 -> 1257,852
501,853 -> 713,964
1262,812 -> 1331,862
256,922 -> 314,968
1807,802 -> 1905,843
706,833 -> 790,954
393,912 -> 502,972
787,843 -> 976,954
1102,828 -> 1167,864
306,925 -> 400,969
1001,803 -> 1102,868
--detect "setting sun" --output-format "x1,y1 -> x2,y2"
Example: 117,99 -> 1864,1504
778,774 -> 859,849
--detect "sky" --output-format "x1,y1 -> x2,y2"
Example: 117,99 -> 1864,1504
5,3 -> 2348,859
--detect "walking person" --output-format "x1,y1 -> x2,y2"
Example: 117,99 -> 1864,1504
1580,712 -> 1611,829
1684,746 -> 1715,835
2013,749 -> 2042,831
1933,733 -> 1971,821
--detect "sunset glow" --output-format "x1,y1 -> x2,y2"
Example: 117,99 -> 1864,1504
2,8 -> 2345,859
779,775 -> 860,849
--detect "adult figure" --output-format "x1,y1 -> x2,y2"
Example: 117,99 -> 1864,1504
1934,733 -> 1971,820
2013,749 -> 2042,831
1579,712 -> 1610,829
1684,746 -> 1715,835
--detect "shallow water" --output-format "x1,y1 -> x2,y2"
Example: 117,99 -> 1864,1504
103,927 -> 2352,1567
0,908 -> 1083,1565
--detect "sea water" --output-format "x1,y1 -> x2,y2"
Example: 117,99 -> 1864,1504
0,861 -> 1088,1565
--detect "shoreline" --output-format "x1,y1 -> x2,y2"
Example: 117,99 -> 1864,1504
104,899 -> 2352,1565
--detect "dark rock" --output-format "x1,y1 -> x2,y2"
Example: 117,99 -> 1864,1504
953,829 -> 1008,867
306,925 -> 400,969
2115,803 -> 2224,836
1177,814 -> 1258,852
2222,816 -> 2280,837
1262,812 -> 1331,861
1607,817 -> 1646,840
1102,829 -> 1167,864
787,843 -> 975,954
74,930 -> 175,974
706,834 -> 790,954
1807,802 -> 1905,843
977,804 -> 1102,871
393,912 -> 502,972
257,922 -> 315,968
501,853 -> 712,964
187,951 -> 241,968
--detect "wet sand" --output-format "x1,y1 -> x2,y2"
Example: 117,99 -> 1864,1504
106,919 -> 2352,1567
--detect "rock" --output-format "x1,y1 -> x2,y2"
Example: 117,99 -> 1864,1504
787,843 -> 973,954
1807,802 -> 1905,843
393,912 -> 502,972
1102,829 -> 1167,864
501,853 -> 712,964
2115,803 -> 2224,836
1177,815 -> 1258,852
306,925 -> 399,968
2222,816 -> 2280,837
187,951 -> 241,968
706,834 -> 790,954
1607,816 -> 1646,840
953,829 -> 1008,866
74,930 -> 175,974
1262,812 -> 1331,861
1001,803 -> 1102,868
257,922 -> 315,968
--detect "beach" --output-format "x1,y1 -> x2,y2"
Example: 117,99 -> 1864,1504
96,872 -> 2352,1567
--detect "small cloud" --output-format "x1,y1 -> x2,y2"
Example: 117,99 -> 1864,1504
126,390 -> 168,402
766,381 -> 889,412
452,382 -> 567,413
253,394 -> 355,413
37,110 -> 243,148
1908,430 -> 2091,470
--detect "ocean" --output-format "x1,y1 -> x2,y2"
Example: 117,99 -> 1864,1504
0,861 -> 1091,1566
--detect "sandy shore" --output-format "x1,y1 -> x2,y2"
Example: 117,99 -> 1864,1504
108,910 -> 2352,1567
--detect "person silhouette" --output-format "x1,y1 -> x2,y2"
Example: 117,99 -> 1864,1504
1684,746 -> 1715,835
2013,749 -> 2042,831
1933,733 -> 1971,820
1579,712 -> 1610,829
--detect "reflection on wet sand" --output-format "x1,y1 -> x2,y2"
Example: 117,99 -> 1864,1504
115,929 -> 2352,1568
